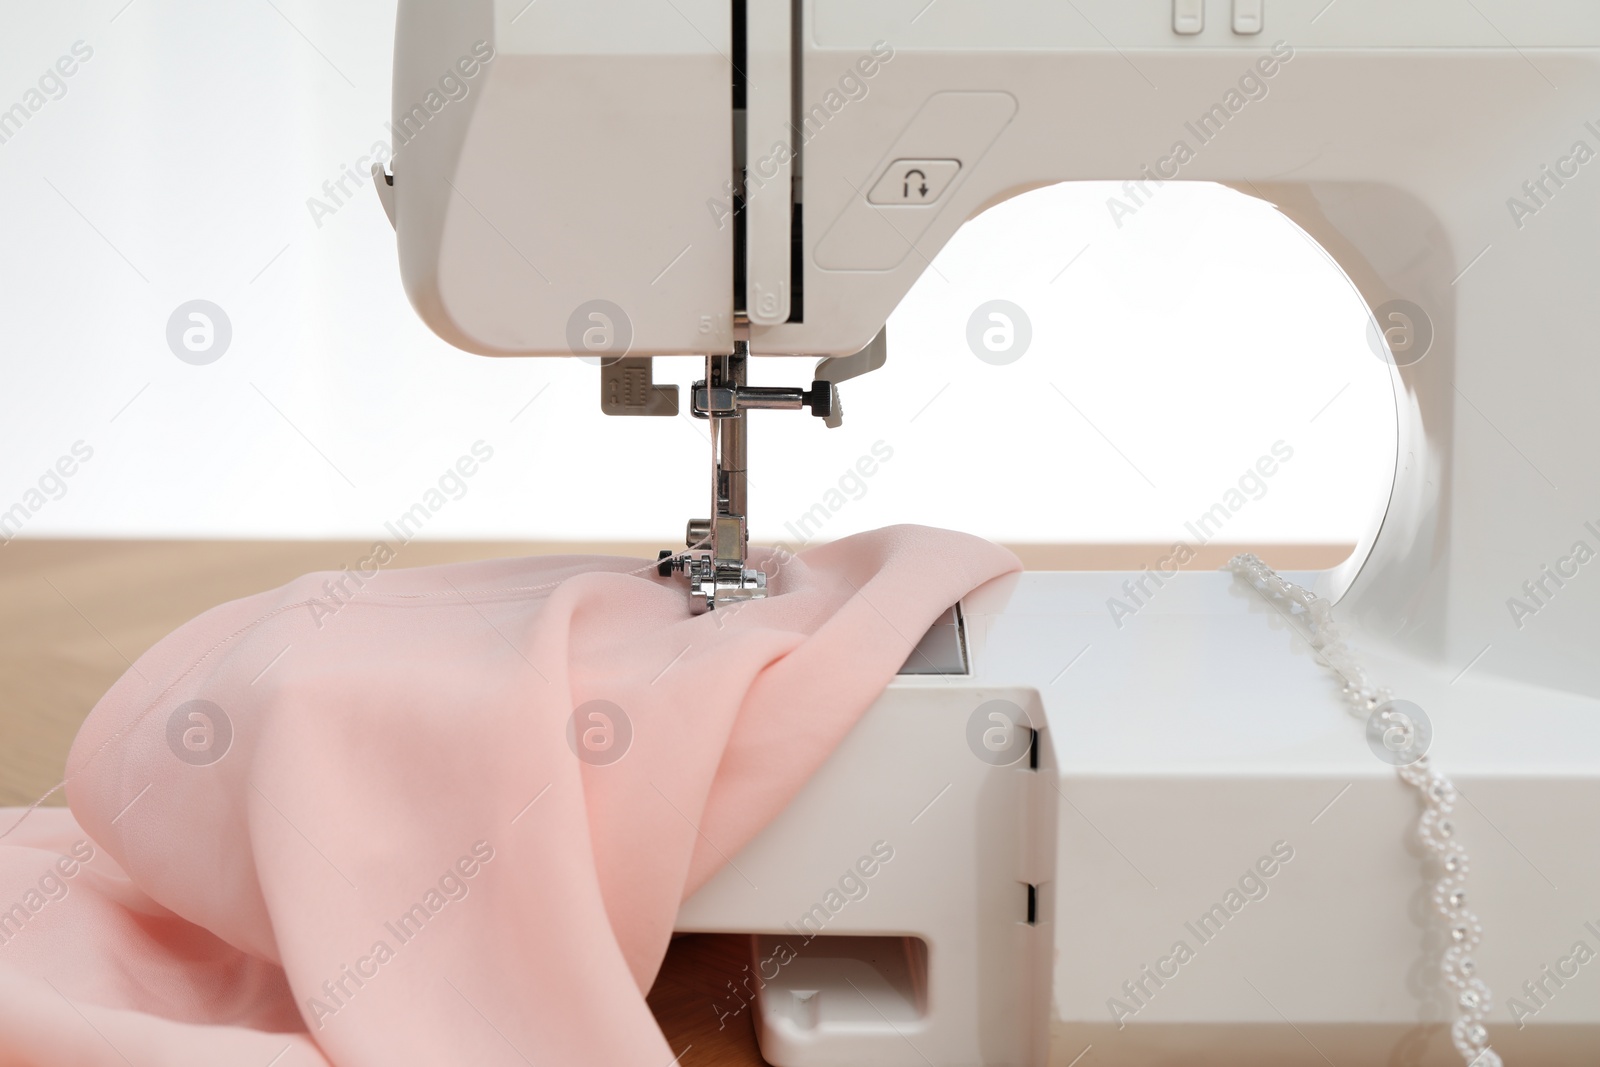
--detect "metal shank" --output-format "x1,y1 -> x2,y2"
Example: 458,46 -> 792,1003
680,343 -> 769,615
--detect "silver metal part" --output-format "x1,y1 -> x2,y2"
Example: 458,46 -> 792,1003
654,330 -> 890,613
661,344 -> 770,614
702,351 -> 767,612
694,384 -> 810,412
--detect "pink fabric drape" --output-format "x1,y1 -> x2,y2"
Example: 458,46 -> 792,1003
0,527 -> 1019,1066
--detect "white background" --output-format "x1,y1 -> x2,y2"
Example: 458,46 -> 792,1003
0,0 -> 1395,548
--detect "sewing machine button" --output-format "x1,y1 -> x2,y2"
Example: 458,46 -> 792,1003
1232,0 -> 1263,34
867,159 -> 962,206
1173,0 -> 1203,34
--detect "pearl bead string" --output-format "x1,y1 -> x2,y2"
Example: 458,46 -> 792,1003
1227,553 -> 1499,1067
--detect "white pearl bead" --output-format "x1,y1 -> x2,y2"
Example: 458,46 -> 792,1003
1230,555 -> 1490,1067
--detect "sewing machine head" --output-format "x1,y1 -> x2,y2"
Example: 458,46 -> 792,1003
379,0 -> 1600,701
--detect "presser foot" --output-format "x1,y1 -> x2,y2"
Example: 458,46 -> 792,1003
657,540 -> 768,615
631,331 -> 887,615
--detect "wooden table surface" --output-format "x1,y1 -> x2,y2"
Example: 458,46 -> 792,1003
0,538 -> 1349,1066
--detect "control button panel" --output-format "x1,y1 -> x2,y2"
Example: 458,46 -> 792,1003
1233,0 -> 1263,34
867,159 -> 962,206
816,91 -> 1015,271
1173,0 -> 1203,34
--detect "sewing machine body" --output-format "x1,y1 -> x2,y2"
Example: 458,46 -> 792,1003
679,572 -> 1600,1064
389,0 -> 1600,695
386,1 -> 1600,1061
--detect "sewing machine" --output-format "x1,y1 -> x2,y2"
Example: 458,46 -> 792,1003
381,1 -> 1600,1062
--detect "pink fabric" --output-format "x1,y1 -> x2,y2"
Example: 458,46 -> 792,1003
0,527 -> 1018,1066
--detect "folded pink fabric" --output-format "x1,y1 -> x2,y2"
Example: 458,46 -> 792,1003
0,527 -> 1018,1066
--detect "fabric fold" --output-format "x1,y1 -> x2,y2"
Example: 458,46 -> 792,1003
0,526 -> 1019,1066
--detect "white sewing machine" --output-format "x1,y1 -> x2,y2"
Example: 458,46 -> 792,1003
380,2 -> 1600,1063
